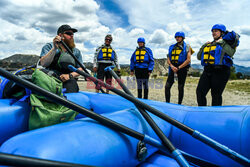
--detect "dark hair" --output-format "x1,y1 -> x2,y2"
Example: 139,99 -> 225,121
105,34 -> 113,41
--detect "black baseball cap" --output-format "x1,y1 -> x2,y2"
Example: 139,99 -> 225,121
57,24 -> 78,35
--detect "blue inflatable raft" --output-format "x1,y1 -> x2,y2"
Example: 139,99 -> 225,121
0,91 -> 249,167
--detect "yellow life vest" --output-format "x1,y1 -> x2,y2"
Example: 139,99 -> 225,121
171,46 -> 183,64
135,48 -> 146,63
203,43 -> 216,65
102,47 -> 113,60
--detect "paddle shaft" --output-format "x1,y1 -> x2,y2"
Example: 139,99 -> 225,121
0,67 -> 182,162
59,41 -> 88,75
59,41 -> 105,93
70,66 -> 250,166
107,68 -> 189,167
0,68 -> 223,167
0,68 -> 144,139
0,152 -> 90,167
108,68 -> 221,167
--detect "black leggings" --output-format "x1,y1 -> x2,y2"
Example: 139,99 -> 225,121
135,68 -> 149,99
165,67 -> 188,104
196,66 -> 230,106
96,63 -> 113,89
63,78 -> 79,93
50,69 -> 79,93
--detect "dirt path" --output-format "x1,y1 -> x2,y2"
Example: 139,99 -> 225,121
78,77 -> 250,106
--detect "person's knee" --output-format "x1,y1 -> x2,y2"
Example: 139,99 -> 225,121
196,87 -> 203,98
165,82 -> 172,89
211,91 -> 222,100
178,84 -> 184,91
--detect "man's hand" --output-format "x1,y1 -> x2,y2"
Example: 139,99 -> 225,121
60,74 -> 70,82
93,67 -> 97,72
53,35 -> 63,49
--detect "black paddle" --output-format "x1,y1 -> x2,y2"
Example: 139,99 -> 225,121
0,67 -> 192,166
105,66 -> 189,167
68,65 -> 250,167
59,41 -> 105,93
0,152 -> 91,167
0,67 -> 220,167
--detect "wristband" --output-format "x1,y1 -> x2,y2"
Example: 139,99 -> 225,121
69,73 -> 73,79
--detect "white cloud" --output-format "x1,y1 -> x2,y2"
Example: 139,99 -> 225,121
169,0 -> 192,19
153,48 -> 168,59
149,29 -> 169,45
129,28 -> 145,37
0,0 -> 250,67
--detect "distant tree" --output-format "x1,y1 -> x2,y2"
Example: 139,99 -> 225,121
229,66 -> 237,80
152,74 -> 158,79
236,72 -> 243,79
190,72 -> 201,77
119,68 -> 129,76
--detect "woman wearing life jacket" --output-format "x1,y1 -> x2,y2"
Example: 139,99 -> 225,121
196,24 -> 239,106
130,37 -> 154,99
93,34 -> 120,94
165,32 -> 192,104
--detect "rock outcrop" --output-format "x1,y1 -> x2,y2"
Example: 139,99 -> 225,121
0,54 -> 40,70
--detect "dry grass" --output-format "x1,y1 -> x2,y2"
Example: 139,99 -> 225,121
78,76 -> 250,106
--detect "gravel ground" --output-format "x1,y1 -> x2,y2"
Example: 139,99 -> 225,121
78,76 -> 250,106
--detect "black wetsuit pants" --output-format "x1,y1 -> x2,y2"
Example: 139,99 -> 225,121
96,63 -> 113,89
63,78 -> 79,93
196,66 -> 230,106
47,69 -> 79,93
165,67 -> 188,104
135,68 -> 149,99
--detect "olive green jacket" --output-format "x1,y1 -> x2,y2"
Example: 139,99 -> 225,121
197,39 -> 236,60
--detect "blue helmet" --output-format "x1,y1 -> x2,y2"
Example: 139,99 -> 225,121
175,31 -> 185,38
137,37 -> 145,43
211,24 -> 226,32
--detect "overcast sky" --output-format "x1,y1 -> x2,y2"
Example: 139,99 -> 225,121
0,0 -> 250,67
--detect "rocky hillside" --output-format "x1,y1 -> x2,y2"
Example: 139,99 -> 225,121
0,54 -> 195,75
154,58 -> 169,75
2,54 -> 249,76
0,54 -> 40,70
84,58 -> 169,75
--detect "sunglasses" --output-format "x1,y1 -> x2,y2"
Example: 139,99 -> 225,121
105,38 -> 112,42
64,32 -> 74,36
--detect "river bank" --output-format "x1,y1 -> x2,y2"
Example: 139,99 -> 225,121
78,76 -> 250,106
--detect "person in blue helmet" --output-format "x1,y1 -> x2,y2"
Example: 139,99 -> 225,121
130,37 -> 154,99
93,34 -> 120,94
165,31 -> 193,104
196,24 -> 240,106
40,24 -> 83,93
